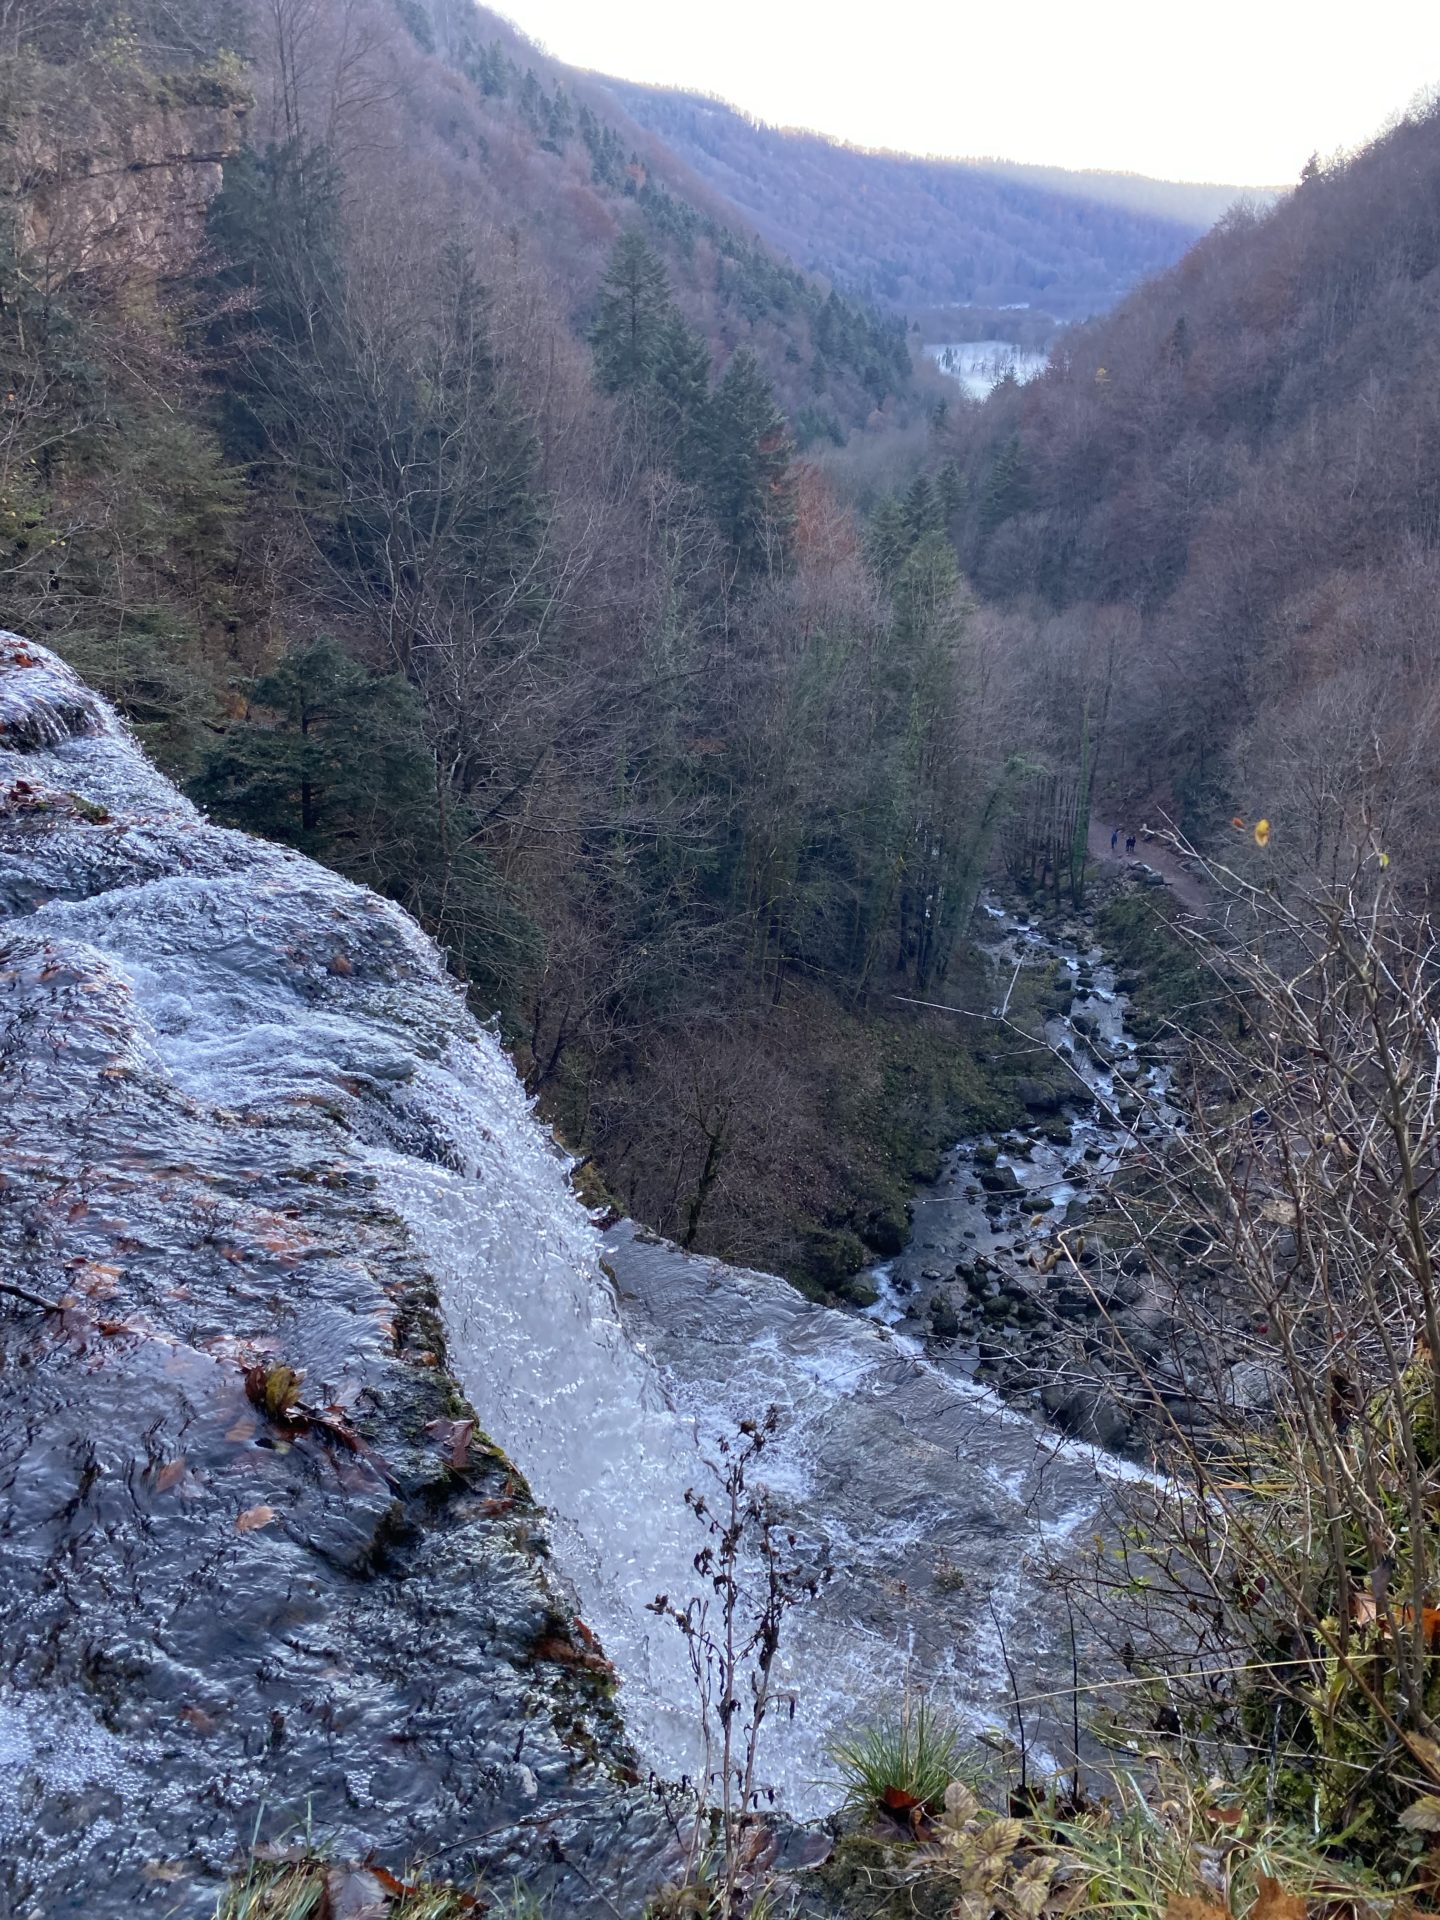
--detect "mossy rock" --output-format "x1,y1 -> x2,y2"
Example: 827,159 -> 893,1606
861,1206 -> 909,1257
800,1226 -> 869,1292
819,1830 -> 955,1920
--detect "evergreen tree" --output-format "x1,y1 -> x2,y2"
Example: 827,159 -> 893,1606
865,495 -> 914,586
702,348 -> 794,573
192,639 -> 436,866
650,309 -> 712,474
591,228 -> 672,393
937,459 -> 966,520
903,473 -> 942,541
980,434 -> 1031,535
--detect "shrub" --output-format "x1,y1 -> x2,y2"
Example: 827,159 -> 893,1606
829,1699 -> 974,1817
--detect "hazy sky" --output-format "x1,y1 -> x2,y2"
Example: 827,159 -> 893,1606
490,0 -> 1440,185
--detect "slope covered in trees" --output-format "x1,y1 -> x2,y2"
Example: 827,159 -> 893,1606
387,0 -> 916,442
0,0 -> 1037,1295
604,80 -> 1242,321
942,98 -> 1440,894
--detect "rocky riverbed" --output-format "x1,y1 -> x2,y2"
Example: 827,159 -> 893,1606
859,892 -> 1212,1457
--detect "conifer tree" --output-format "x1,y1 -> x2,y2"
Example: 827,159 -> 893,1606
650,309 -> 712,474
903,472 -> 942,541
980,434 -> 1030,534
591,228 -> 672,393
865,495 -> 914,585
937,458 -> 965,519
702,348 -> 794,573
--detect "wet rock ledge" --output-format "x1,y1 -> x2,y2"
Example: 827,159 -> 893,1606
0,638 -> 665,1917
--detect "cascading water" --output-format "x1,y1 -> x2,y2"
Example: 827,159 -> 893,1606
0,638 -> 1150,1910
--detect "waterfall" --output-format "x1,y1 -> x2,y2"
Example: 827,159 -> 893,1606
0,637 -> 1141,1847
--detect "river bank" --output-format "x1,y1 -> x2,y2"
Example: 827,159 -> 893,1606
853,872 -> 1219,1459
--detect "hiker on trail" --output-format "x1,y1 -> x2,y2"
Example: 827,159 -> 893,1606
1110,827 -> 1119,852
1125,834 -> 1136,855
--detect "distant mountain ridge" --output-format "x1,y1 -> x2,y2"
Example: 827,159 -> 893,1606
603,79 -> 1268,323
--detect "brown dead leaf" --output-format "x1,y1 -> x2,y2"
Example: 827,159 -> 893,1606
1251,1874 -> 1306,1920
141,1861 -> 188,1884
1400,1796 -> 1440,1834
236,1504 -> 275,1533
1165,1898 -> 1229,1920
425,1416 -> 475,1471
880,1785 -> 923,1815
225,1414 -> 259,1443
153,1457 -> 187,1493
1203,1805 -> 1244,1828
179,1705 -> 216,1733
1404,1731 -> 1440,1779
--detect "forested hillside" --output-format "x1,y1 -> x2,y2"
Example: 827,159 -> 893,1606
0,0 -> 1028,1294
389,0 -> 914,440
605,80 -> 1234,320
942,101 -> 1440,894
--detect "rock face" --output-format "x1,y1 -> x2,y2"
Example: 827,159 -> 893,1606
0,638 -> 663,1918
18,67 -> 248,288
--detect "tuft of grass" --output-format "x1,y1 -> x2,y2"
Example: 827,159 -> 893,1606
1040,1772 -> 1393,1920
829,1700 -> 974,1816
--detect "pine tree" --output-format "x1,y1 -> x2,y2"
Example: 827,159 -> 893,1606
650,309 -> 712,475
937,459 -> 965,520
980,434 -> 1030,535
591,229 -> 671,393
192,639 -> 435,861
702,348 -> 794,573
865,495 -> 913,585
903,472 -> 942,541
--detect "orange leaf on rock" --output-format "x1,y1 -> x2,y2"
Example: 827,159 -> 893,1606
236,1504 -> 275,1533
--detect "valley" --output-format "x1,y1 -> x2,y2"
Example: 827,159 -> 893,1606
2,1 -> 1438,1915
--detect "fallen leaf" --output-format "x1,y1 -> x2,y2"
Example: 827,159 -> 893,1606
425,1416 -> 475,1470
1400,1796 -> 1440,1833
1204,1805 -> 1244,1828
1252,1875 -> 1305,1920
179,1705 -> 216,1733
880,1785 -> 922,1815
153,1457 -> 187,1493
245,1363 -> 303,1422
1165,1899 -> 1228,1920
236,1504 -> 275,1533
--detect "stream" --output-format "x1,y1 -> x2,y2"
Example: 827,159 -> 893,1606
0,639 -> 1173,1911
